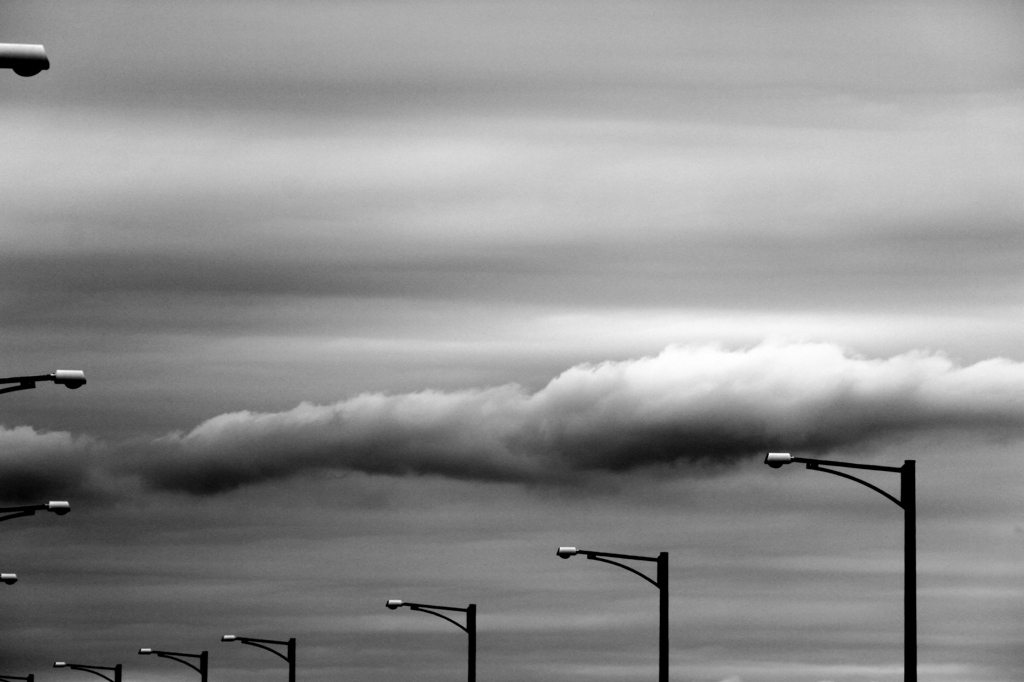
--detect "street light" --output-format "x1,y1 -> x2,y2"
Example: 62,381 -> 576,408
0,674 -> 34,682
0,43 -> 49,77
385,599 -> 477,682
0,501 -> 70,523
0,371 -> 86,396
138,648 -> 208,682
556,547 -> 669,682
52,663 -> 121,682
764,452 -> 916,682
221,635 -> 295,682
0,502 -> 68,586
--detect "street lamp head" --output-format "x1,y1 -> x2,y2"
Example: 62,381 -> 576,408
221,635 -> 237,642
53,370 -> 86,389
0,43 -> 49,77
46,501 -> 71,515
53,663 -> 67,669
386,599 -> 404,610
764,452 -> 794,468
138,648 -> 153,655
1,573 -> 17,585
556,546 -> 578,559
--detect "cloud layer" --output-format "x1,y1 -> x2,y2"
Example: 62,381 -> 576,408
4,341 -> 1024,499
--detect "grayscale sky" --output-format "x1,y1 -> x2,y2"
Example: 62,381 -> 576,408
1,2 -> 1023,681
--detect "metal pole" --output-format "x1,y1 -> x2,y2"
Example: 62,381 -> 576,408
903,461 -> 916,682
657,552 -> 668,682
199,652 -> 208,682
287,639 -> 296,682
113,666 -> 121,682
466,604 -> 476,682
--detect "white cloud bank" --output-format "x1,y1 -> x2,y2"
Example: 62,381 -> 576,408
3,341 -> 1024,498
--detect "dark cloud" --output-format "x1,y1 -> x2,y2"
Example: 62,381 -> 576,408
7,342 -> 1023,499
0,426 -> 98,502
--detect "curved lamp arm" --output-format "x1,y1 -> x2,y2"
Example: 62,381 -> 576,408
386,601 -> 473,633
52,665 -> 120,682
586,555 -> 661,588
764,453 -> 908,509
413,607 -> 469,633
221,636 -> 294,664
139,650 -> 206,676
559,548 -> 664,589
806,462 -> 904,509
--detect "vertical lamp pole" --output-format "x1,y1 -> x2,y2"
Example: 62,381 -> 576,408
386,599 -> 476,682
221,635 -> 295,682
556,547 -> 669,682
765,453 -> 916,682
903,460 -> 916,681
468,603 -> 476,682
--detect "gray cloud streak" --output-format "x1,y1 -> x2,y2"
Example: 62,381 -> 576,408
17,1 -> 1024,116
4,342 -> 1024,499
4,221 -> 1023,312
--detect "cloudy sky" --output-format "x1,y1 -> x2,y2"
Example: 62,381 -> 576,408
1,1 -> 1023,681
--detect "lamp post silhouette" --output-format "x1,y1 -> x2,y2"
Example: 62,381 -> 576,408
0,502 -> 69,586
52,663 -> 121,682
385,599 -> 476,682
0,673 -> 34,682
556,547 -> 669,682
0,371 -> 85,396
0,43 -> 49,77
0,501 -> 70,523
764,452 -> 916,682
138,648 -> 208,682
221,635 -> 294,682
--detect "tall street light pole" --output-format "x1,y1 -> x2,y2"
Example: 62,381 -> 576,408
556,547 -> 669,682
0,43 -> 49,77
221,635 -> 295,682
138,648 -> 208,682
764,453 -> 916,682
386,599 -> 476,682
52,663 -> 121,682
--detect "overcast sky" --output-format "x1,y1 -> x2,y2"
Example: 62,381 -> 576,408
1,2 -> 1023,681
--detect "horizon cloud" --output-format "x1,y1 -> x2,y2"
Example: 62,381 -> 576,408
3,341 -> 1024,500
